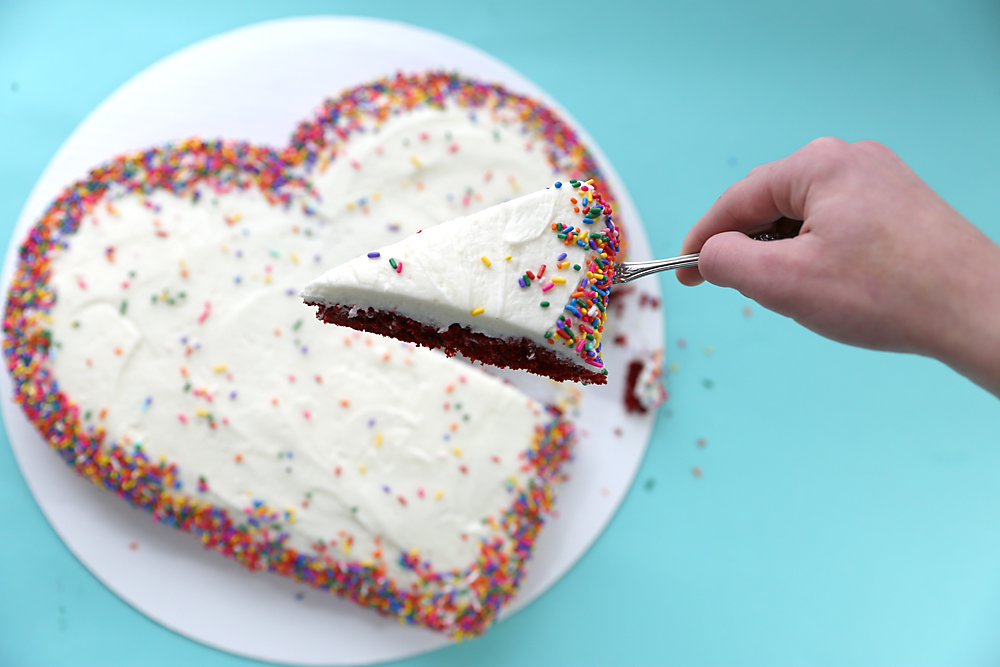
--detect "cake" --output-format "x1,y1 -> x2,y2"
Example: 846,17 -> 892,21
623,350 -> 668,414
3,72 -> 624,637
301,181 -> 620,385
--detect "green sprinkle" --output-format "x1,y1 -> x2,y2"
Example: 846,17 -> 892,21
540,301 -> 550,307
269,249 -> 279,258
119,300 -> 128,315
573,264 -> 582,271
389,258 -> 398,269
183,382 -> 191,393
292,319 -> 303,331
544,332 -> 554,339
72,320 -> 80,328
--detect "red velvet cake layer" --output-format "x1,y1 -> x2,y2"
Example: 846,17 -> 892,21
308,303 -> 607,385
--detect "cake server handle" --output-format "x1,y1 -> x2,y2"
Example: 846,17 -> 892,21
612,218 -> 803,285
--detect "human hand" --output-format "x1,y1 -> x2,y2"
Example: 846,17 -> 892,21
676,137 -> 1000,396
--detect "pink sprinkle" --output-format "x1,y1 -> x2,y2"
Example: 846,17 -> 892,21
177,413 -> 188,424
575,338 -> 586,352
395,261 -> 403,274
417,488 -> 425,498
350,159 -> 361,170
197,301 -> 211,324
303,410 -> 311,420
584,358 -> 604,368
76,276 -> 88,290
541,282 -> 555,292
448,143 -> 459,153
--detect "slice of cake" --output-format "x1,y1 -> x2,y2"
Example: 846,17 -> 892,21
301,180 -> 621,384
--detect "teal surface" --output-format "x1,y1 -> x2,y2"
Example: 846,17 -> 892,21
2,1 -> 1000,665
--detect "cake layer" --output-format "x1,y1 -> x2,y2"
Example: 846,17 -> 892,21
302,182 -> 620,383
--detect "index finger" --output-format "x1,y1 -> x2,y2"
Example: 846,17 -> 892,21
676,140 -> 829,285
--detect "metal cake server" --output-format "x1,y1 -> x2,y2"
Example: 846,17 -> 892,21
612,218 -> 803,285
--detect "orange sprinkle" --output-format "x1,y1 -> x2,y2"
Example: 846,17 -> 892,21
339,398 -> 350,407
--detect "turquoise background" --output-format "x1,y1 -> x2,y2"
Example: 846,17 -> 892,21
2,1 -> 1000,665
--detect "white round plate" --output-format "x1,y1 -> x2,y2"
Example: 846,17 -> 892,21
1,16 -> 662,666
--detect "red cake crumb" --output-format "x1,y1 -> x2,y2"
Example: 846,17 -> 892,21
308,303 -> 607,385
623,359 -> 646,413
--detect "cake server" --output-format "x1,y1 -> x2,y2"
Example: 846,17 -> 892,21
612,218 -> 802,284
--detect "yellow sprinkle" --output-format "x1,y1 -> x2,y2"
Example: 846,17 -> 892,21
195,408 -> 208,417
481,255 -> 492,267
358,465 -> 367,474
360,559 -> 374,567
290,252 -> 299,264
372,191 -> 381,202
221,244 -> 229,253
551,277 -> 567,284
263,274 -> 272,284
346,202 -> 356,210
434,489 -> 444,500
374,433 -> 383,448
452,446 -> 463,457
212,364 -> 227,373
410,155 -> 422,168
505,254 -> 512,261
471,307 -> 485,316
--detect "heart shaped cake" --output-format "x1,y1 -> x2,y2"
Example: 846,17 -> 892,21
4,72 -> 622,637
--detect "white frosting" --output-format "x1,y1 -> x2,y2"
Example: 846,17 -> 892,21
301,187 -> 593,358
44,102 -> 575,590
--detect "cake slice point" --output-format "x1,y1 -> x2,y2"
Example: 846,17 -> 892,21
301,180 -> 621,384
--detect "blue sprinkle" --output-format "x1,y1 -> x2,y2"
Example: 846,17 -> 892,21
229,390 -> 238,400
314,254 -> 322,262
301,346 -> 308,354
518,277 -> 526,288
554,181 -> 562,188
582,198 -> 588,207
577,240 -> 587,247
589,239 -> 598,250
367,418 -> 376,427
557,252 -> 567,261
286,288 -> 295,296
383,485 -> 391,493
234,275 -> 242,283
141,397 -> 152,411
367,251 -> 380,258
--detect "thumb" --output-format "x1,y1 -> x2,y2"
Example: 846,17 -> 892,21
698,231 -> 809,311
